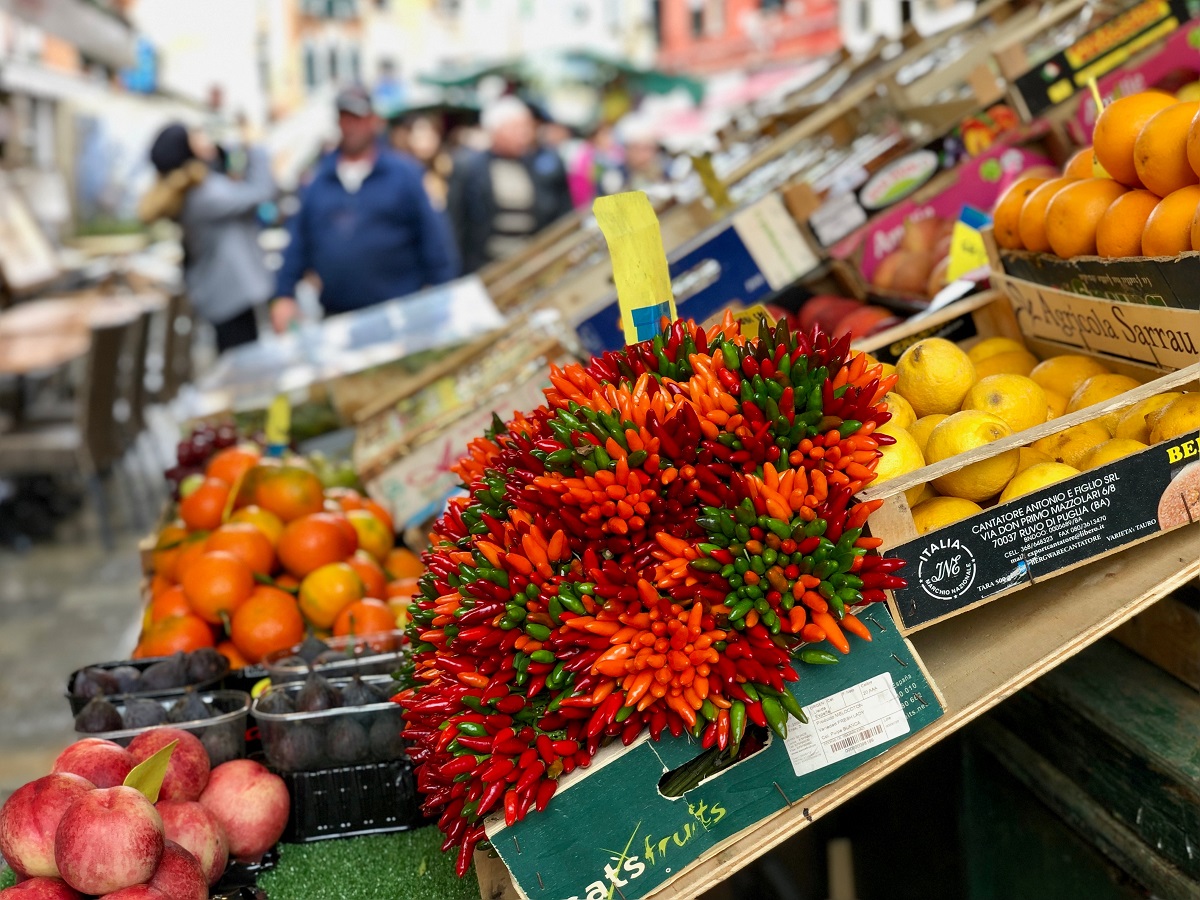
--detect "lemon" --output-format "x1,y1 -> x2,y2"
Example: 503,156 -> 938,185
925,410 -> 1020,502
999,462 -> 1080,504
1148,393 -> 1200,443
1045,390 -> 1068,420
973,350 -> 1040,379
1016,446 -> 1054,473
908,414 -> 948,459
862,353 -> 898,382
1067,373 -> 1143,433
911,496 -> 983,534
1114,393 -> 1182,442
895,338 -> 976,417
1083,438 -> 1148,470
961,374 -> 1048,433
1032,421 -> 1111,468
873,424 -> 926,506
1029,355 -> 1111,398
883,392 -> 916,430
967,336 -> 1026,364
910,483 -> 938,505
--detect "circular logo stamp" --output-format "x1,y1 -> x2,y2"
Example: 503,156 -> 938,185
917,538 -> 977,601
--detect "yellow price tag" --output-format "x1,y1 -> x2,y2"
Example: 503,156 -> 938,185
265,394 -> 291,455
946,221 -> 989,282
594,191 -> 677,347
732,304 -> 777,341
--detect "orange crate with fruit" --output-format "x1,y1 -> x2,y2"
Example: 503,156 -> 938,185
850,318 -> 1200,632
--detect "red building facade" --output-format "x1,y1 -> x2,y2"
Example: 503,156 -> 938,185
654,0 -> 840,74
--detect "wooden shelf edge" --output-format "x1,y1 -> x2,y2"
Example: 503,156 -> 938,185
648,525 -> 1200,899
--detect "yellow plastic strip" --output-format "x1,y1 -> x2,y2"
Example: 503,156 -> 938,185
594,191 -> 677,346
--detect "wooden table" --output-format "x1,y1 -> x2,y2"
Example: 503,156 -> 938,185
0,293 -> 159,376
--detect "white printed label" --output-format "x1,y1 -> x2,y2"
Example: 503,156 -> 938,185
809,192 -> 868,247
783,672 -> 910,777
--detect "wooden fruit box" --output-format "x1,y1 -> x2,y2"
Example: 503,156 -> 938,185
480,612 -> 943,900
1112,580 -> 1200,692
859,360 -> 1200,634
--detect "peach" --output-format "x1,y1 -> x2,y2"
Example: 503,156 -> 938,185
54,786 -> 163,896
51,740 -> 136,789
0,877 -> 84,899
97,888 -> 166,899
198,760 -> 288,862
127,729 -> 210,802
147,841 -> 206,900
156,800 -> 228,886
0,774 -> 95,878
798,296 -> 860,333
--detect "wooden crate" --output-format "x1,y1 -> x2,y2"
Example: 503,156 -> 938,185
1112,581 -> 1200,691
861,360 -> 1200,633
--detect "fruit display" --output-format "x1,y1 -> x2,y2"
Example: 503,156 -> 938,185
398,314 -> 907,874
141,445 -> 419,669
871,214 -> 957,297
867,335 -> 1199,534
0,733 -> 288,897
792,295 -> 901,342
262,630 -> 408,684
71,692 -> 250,768
994,90 -> 1200,258
164,421 -> 241,500
67,649 -> 229,715
252,673 -> 404,772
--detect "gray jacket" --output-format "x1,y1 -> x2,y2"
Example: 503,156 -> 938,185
178,147 -> 276,325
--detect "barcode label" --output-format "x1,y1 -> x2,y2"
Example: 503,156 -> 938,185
784,673 -> 910,777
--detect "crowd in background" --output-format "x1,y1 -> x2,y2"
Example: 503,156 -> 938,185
139,78 -> 674,354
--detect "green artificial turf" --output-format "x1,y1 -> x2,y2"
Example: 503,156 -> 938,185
0,867 -> 12,889
258,829 -> 478,900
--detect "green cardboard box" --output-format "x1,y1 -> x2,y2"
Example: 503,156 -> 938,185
485,610 -> 943,899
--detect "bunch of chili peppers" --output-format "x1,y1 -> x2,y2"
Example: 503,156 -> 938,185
395,313 -> 907,875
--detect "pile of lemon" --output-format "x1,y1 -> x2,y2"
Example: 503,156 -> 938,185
867,336 -> 1200,535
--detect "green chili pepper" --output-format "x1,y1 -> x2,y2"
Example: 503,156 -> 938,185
730,701 -> 746,747
761,696 -> 788,740
799,647 -> 840,665
457,721 -> 487,737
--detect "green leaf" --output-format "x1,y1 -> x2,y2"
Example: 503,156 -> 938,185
123,739 -> 177,803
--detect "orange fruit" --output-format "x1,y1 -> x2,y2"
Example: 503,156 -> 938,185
253,466 -> 326,522
1045,178 -> 1127,258
229,585 -> 307,663
206,446 -> 261,487
1096,190 -> 1160,257
992,176 -> 1047,250
325,487 -> 365,512
228,505 -> 285,546
385,577 -> 421,599
324,512 -> 360,556
181,550 -> 255,625
179,477 -> 231,532
1192,204 -> 1200,250
1134,101 -> 1200,197
384,547 -> 424,580
149,584 -> 192,624
345,509 -> 394,562
148,573 -> 174,599
333,598 -> 396,638
1018,177 -> 1078,253
172,532 -> 212,582
347,549 -> 388,600
1093,91 -> 1177,187
1142,184 -> 1200,256
216,640 -> 251,670
151,522 -> 189,580
206,522 -> 275,576
137,614 -> 215,657
298,562 -> 364,629
1188,105 -> 1200,178
1063,148 -> 1098,179
277,513 -> 356,577
362,499 -> 394,535
275,572 -> 300,591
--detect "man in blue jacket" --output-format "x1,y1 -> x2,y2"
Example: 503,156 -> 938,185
270,86 -> 459,332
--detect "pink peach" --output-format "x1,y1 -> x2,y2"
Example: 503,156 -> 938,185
0,774 -> 94,878
54,786 -> 163,896
51,740 -> 136,789
127,728 -> 210,803
0,877 -> 84,898
198,760 -> 288,862
96,888 -> 166,899
146,840 -> 206,900
155,800 -> 228,887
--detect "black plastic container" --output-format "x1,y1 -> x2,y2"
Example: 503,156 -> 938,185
66,654 -> 229,715
279,759 -> 426,843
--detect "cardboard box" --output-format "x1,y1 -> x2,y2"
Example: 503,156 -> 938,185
484,612 -> 943,900
996,249 -> 1200,312
861,361 -> 1200,633
575,193 -> 823,357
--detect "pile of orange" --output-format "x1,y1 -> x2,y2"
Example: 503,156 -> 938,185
993,90 -> 1200,259
136,445 -> 424,667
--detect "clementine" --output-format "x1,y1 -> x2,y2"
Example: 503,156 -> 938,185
333,598 -> 396,638
230,585 -> 306,663
277,513 -> 355,578
181,551 -> 255,626
385,577 -> 421,601
205,522 -> 275,576
215,640 -> 251,671
179,477 -> 231,531
347,549 -> 388,600
1018,177 -> 1078,253
1133,101 -> 1200,197
1062,147 -> 1099,179
205,445 -> 262,487
172,532 -> 213,582
299,562 -> 363,629
253,466 -> 326,522
1093,91 -> 1177,187
345,509 -> 394,562
150,522 -> 189,580
362,499 -> 394,535
1096,190 -> 1160,257
992,176 -> 1047,249
1045,178 -> 1127,258
228,504 -> 285,546
137,614 -> 215,657
149,584 -> 192,624
1142,184 -> 1200,256
383,547 -> 424,581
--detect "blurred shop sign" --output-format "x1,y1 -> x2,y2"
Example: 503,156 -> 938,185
0,0 -> 137,69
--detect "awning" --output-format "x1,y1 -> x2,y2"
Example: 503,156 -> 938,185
0,0 -> 137,70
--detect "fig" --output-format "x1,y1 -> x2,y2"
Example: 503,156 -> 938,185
201,724 -> 242,766
340,676 -> 387,708
256,690 -> 295,715
269,724 -> 323,771
141,652 -> 189,690
186,647 -> 230,683
75,696 -> 123,733
122,698 -> 168,729
296,635 -> 329,663
312,649 -> 350,666
326,718 -> 369,765
109,665 -> 143,693
369,712 -> 405,759
73,667 -> 120,698
295,672 -> 342,712
168,692 -> 212,724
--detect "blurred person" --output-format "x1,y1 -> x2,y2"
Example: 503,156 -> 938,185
139,122 -> 276,353
568,122 -> 625,209
446,97 -> 573,273
621,119 -> 669,198
271,86 -> 459,332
